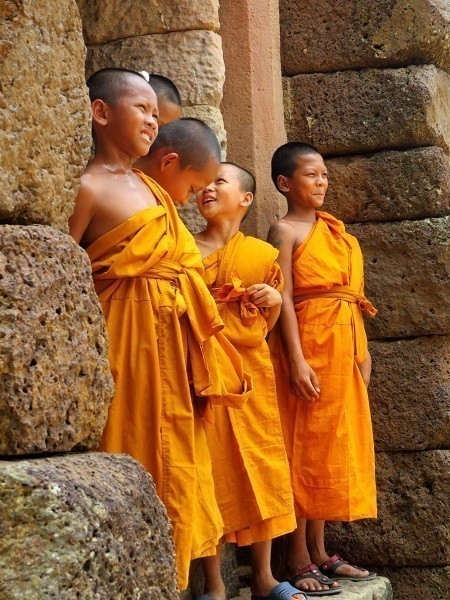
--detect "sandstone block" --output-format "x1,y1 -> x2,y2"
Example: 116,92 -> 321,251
0,453 -> 177,599
77,0 -> 219,44
0,0 -> 91,230
284,65 -> 450,156
86,30 -> 225,107
0,226 -> 114,455
369,336 -> 450,452
377,567 -> 450,600
183,105 -> 227,157
348,217 -> 450,339
326,450 -> 450,566
325,147 -> 450,223
281,0 -> 450,75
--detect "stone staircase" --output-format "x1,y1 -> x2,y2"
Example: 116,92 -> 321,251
229,566 -> 393,600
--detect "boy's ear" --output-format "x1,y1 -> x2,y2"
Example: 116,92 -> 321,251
160,152 -> 180,171
91,99 -> 108,127
277,174 -> 289,193
240,192 -> 253,208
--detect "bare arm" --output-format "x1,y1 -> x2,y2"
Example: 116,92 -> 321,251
68,176 -> 96,244
268,222 -> 320,402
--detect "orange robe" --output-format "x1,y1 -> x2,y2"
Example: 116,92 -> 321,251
86,172 -> 251,589
270,211 -> 377,521
202,232 -> 295,545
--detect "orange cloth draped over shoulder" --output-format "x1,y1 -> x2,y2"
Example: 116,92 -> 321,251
202,232 -> 296,545
86,172 -> 252,590
269,211 -> 377,521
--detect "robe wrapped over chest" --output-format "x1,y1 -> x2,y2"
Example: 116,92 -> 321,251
87,172 -> 251,589
270,211 -> 377,521
202,232 -> 295,544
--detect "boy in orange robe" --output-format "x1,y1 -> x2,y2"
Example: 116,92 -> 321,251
139,71 -> 182,126
69,68 -> 251,590
193,162 -> 305,600
268,142 -> 377,595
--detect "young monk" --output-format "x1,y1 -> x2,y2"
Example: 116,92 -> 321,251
193,162 -> 305,600
69,68 -> 251,591
267,142 -> 377,595
142,72 -> 183,126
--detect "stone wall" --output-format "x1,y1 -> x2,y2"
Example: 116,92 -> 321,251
0,1 -> 178,597
280,1 -> 450,597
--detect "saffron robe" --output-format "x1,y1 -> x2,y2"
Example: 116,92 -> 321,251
269,211 -> 377,521
202,232 -> 296,545
87,172 -> 252,589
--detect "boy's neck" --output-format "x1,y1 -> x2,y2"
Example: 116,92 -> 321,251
197,217 -> 242,250
284,202 -> 317,222
89,145 -> 136,174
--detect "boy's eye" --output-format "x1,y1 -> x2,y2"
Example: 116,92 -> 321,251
216,178 -> 226,183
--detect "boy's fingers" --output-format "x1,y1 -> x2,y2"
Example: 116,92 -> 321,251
311,372 -> 321,393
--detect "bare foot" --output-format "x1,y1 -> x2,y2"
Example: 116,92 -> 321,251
288,564 -> 340,592
319,554 -> 373,580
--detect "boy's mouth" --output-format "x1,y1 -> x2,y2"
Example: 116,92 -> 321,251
202,194 -> 216,205
141,130 -> 153,143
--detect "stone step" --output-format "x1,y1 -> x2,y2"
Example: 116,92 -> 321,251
230,577 -> 393,600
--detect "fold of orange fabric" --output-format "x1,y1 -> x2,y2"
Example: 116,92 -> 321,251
270,211 -> 377,522
86,172 -> 252,589
202,232 -> 296,545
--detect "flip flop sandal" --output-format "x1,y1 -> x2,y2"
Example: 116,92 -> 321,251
288,563 -> 342,596
251,580 -> 308,599
197,596 -> 218,600
319,554 -> 377,581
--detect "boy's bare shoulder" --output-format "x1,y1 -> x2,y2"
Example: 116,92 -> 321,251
267,219 -> 296,249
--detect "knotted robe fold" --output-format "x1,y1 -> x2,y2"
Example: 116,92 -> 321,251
202,232 -> 295,545
270,211 -> 377,521
86,172 -> 252,589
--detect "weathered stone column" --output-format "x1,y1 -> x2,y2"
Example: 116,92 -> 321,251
219,0 -> 287,238
0,2 -> 178,597
279,1 -> 450,598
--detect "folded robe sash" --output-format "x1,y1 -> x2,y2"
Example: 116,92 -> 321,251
202,233 -> 295,543
270,211 -> 378,521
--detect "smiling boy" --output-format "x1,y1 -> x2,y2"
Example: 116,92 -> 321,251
69,69 -> 251,591
194,162 -> 305,600
268,142 -> 377,595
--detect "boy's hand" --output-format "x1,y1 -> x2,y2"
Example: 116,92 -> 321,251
247,284 -> 281,308
358,352 -> 372,388
289,357 -> 320,402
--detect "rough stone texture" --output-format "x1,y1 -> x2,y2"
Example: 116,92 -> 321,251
325,147 -> 450,223
370,336 -> 450,452
0,0 -> 91,231
0,226 -> 114,455
231,578 -> 393,600
281,0 -> 450,75
183,105 -> 227,157
77,0 -> 219,44
326,450 -> 450,566
177,202 -> 206,236
284,65 -> 450,156
0,453 -> 177,599
348,217 -> 450,339
376,566 -> 450,600
86,30 -> 225,107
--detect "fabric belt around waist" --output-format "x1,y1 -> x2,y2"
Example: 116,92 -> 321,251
294,286 -> 377,317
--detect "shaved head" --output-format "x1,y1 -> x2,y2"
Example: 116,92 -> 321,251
271,142 -> 322,191
222,162 -> 256,196
148,118 -> 221,170
87,67 -> 150,105
148,74 -> 182,107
